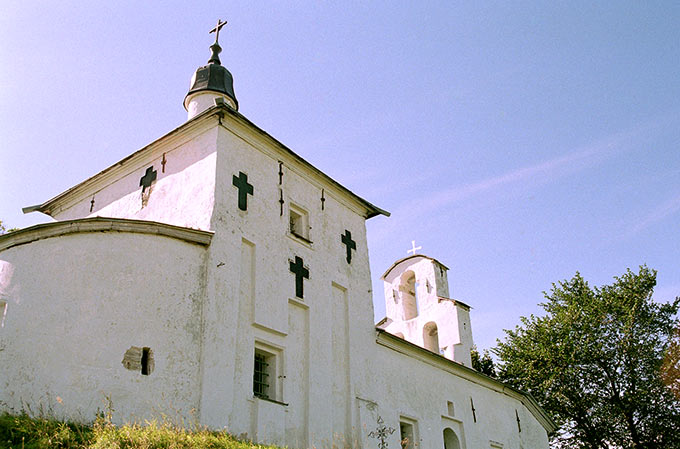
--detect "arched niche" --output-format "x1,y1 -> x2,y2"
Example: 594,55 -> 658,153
443,427 -> 461,449
399,270 -> 418,320
423,321 -> 439,353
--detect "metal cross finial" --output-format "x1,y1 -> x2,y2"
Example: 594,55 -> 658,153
210,19 -> 228,45
407,240 -> 422,256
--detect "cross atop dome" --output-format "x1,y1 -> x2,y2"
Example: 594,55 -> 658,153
207,18 -> 228,65
210,19 -> 228,45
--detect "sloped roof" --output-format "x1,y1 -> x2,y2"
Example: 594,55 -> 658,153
24,104 -> 390,220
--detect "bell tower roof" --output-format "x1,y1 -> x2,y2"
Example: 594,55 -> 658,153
184,19 -> 238,115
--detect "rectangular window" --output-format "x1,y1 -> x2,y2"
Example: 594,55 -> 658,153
447,400 -> 455,417
253,351 -> 270,398
253,344 -> 281,401
289,203 -> 310,241
399,417 -> 418,449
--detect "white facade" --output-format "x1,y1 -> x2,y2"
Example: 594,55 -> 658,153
0,44 -> 555,448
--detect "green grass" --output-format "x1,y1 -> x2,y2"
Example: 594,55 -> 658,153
0,413 -> 281,449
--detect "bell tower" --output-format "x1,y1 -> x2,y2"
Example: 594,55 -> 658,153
379,254 -> 473,367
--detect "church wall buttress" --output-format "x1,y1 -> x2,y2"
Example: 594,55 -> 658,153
285,299 -> 310,447
331,283 -> 352,445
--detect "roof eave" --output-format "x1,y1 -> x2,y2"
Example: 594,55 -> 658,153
25,105 -> 389,220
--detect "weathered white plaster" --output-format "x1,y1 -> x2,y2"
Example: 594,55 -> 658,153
362,331 -> 551,449
0,227 -> 210,424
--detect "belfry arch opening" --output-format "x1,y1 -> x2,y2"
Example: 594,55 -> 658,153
399,270 -> 418,320
423,321 -> 439,353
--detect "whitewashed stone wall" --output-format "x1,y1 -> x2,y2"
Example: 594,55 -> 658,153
352,333 -> 551,449
0,230 -> 208,425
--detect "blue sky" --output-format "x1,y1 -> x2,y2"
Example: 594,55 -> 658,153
2,2 -> 679,351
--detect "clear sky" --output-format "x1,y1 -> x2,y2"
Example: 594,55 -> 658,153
2,2 -> 679,351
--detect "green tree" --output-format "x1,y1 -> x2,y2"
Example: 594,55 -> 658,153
471,345 -> 497,378
494,266 -> 680,449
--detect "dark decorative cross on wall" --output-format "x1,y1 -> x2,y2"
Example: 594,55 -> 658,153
139,166 -> 157,193
289,256 -> 309,299
341,230 -> 356,264
232,171 -> 254,211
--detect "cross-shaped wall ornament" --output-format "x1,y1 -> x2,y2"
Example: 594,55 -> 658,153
139,166 -> 157,193
407,240 -> 422,256
368,416 -> 395,449
232,172 -> 254,211
289,256 -> 309,299
341,230 -> 356,264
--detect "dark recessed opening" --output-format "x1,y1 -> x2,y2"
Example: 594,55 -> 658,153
141,347 -> 151,375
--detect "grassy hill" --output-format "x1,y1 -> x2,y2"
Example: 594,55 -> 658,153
0,412 -> 282,449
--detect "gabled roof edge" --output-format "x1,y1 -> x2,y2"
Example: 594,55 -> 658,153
25,105 -> 390,221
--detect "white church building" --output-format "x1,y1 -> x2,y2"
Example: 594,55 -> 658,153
0,24 -> 555,449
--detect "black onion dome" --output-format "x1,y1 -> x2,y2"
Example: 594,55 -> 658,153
184,42 -> 238,110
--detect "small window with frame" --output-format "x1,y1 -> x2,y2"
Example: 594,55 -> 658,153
253,344 -> 282,402
253,350 -> 272,399
399,417 -> 418,449
289,203 -> 310,242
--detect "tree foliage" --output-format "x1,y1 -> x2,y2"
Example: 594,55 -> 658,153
471,345 -> 497,378
494,266 -> 680,449
0,220 -> 19,235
